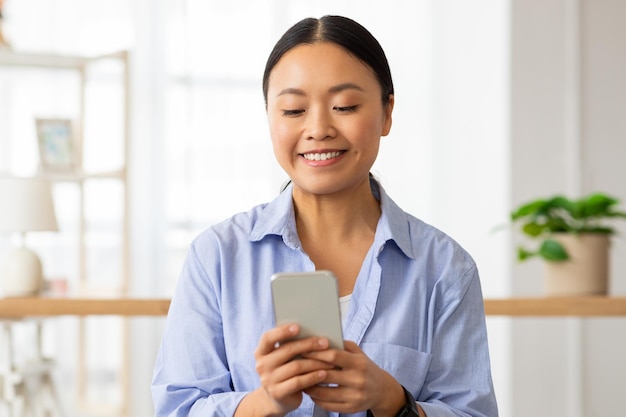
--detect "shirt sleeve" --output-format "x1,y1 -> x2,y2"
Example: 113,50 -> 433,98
151,242 -> 247,417
418,265 -> 499,417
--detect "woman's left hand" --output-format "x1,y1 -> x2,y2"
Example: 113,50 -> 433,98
302,341 -> 406,416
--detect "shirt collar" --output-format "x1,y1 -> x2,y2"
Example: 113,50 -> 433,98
371,179 -> 417,260
249,178 -> 417,260
249,182 -> 301,249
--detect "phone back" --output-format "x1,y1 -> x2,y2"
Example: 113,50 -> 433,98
271,271 -> 344,350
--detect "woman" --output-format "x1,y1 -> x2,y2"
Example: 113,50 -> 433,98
152,15 -> 498,417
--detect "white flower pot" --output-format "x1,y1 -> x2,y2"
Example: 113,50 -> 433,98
543,233 -> 609,296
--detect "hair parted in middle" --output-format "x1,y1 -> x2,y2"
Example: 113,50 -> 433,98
262,15 -> 394,107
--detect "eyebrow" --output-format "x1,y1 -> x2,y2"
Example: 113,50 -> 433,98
277,83 -> 365,97
329,83 -> 365,94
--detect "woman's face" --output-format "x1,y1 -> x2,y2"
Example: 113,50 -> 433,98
266,42 -> 393,197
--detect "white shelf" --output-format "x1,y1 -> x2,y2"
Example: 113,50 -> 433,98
0,49 -> 126,69
36,168 -> 127,182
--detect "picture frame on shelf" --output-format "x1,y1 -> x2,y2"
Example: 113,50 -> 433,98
35,118 -> 77,173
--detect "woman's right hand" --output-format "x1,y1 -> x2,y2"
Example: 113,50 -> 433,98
236,324 -> 335,417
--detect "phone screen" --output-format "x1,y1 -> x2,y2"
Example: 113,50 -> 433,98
271,270 -> 344,350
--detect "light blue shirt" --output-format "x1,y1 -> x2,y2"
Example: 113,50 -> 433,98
152,180 -> 498,417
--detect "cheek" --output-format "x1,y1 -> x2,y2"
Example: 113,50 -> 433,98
269,119 -> 295,161
349,118 -> 384,144
269,115 -> 297,143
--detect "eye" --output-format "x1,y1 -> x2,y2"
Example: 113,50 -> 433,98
333,105 -> 359,113
282,109 -> 305,117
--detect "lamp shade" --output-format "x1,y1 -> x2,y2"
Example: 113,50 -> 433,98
0,177 -> 58,233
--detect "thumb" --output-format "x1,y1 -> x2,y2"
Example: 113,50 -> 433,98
342,340 -> 362,353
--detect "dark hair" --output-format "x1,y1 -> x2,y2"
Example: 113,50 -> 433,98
262,15 -> 394,107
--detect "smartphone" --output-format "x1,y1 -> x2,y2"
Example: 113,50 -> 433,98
271,270 -> 344,350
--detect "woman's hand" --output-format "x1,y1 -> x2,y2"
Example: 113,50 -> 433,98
302,341 -> 406,417
237,324 -> 336,417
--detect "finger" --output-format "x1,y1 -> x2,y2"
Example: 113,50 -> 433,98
270,357 -> 335,384
256,359 -> 332,413
342,340 -> 361,353
301,346 -> 345,368
257,357 -> 333,408
303,339 -> 363,370
266,368 -> 330,400
304,386 -> 356,414
306,383 -> 371,416
256,335 -> 332,379
255,324 -> 300,356
273,336 -> 330,361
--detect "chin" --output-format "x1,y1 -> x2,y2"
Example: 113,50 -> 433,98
292,179 -> 361,197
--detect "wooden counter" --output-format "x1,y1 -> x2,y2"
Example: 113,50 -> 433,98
1,296 -> 625,318
484,296 -> 626,316
0,297 -> 171,317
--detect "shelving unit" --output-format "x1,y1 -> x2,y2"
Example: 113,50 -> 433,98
0,48 -> 130,292
0,49 -> 130,416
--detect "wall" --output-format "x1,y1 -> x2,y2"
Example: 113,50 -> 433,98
510,1 -> 626,416
428,0 -> 512,414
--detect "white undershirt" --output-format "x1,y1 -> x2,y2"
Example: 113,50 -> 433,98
339,294 -> 352,324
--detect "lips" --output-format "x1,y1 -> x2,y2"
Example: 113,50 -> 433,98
300,151 -> 345,161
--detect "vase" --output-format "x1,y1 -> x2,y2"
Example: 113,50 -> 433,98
543,233 -> 609,296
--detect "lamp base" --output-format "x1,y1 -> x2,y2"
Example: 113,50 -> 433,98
0,247 -> 44,297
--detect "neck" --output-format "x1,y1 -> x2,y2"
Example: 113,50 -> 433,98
293,178 -> 381,243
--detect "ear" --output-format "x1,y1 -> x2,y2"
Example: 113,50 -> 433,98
381,94 -> 394,137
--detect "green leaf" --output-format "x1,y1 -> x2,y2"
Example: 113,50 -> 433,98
581,193 -> 617,217
539,239 -> 569,261
543,217 -> 570,233
511,200 -> 547,221
522,222 -> 545,237
517,247 -> 536,261
550,196 -> 576,215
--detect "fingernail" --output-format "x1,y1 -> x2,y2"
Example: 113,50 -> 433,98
289,325 -> 298,334
318,338 -> 328,347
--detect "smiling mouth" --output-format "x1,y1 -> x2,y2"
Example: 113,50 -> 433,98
301,151 -> 345,161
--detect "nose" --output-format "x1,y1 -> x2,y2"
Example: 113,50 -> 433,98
304,107 -> 336,141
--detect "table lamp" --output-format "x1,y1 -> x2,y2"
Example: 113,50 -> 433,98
0,177 -> 58,296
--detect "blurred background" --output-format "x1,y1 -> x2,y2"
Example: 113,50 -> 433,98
0,0 -> 624,416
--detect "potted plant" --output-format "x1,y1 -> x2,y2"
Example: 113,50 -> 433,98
510,192 -> 626,296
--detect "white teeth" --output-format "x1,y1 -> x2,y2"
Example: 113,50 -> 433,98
303,151 -> 342,161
